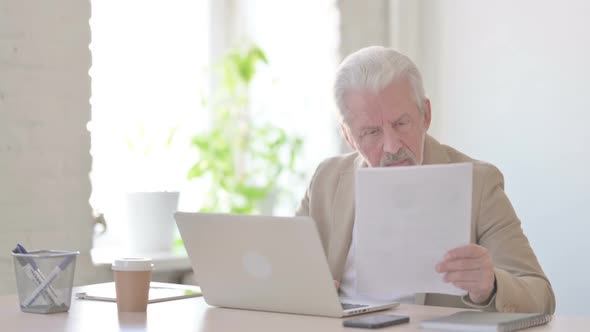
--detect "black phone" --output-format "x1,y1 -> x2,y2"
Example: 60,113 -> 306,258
343,314 -> 410,329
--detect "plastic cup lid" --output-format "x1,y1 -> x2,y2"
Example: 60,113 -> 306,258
111,258 -> 154,271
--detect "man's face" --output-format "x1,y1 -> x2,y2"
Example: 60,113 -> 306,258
341,78 -> 431,167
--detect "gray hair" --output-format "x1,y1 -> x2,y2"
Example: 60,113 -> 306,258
334,46 -> 426,124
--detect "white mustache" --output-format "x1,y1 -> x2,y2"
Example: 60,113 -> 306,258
380,149 -> 417,166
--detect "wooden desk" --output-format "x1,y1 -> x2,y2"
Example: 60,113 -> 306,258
0,284 -> 585,331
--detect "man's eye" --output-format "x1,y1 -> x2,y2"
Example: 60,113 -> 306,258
363,129 -> 380,137
396,119 -> 409,126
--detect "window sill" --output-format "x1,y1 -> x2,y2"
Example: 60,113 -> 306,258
91,246 -> 192,273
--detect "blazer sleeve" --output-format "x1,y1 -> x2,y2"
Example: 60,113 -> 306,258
295,184 -> 310,217
295,161 -> 323,217
468,165 -> 556,314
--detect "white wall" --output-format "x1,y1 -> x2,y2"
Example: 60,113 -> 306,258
0,0 -> 109,294
408,0 -> 590,315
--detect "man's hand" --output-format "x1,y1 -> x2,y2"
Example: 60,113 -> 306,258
435,244 -> 496,304
334,280 -> 340,289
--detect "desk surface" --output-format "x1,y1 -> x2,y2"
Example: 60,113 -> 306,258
0,284 -> 585,332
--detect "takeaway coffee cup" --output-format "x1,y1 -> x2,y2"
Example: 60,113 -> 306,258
111,258 -> 153,312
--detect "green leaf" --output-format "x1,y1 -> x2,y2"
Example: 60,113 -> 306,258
187,160 -> 210,179
235,184 -> 269,200
191,135 -> 211,150
237,57 -> 254,84
249,46 -> 268,65
230,205 -> 253,214
165,127 -> 178,147
173,238 -> 184,251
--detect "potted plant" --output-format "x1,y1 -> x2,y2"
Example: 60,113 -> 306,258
187,45 -> 303,215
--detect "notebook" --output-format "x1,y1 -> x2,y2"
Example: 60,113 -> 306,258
419,311 -> 552,332
75,282 -> 202,304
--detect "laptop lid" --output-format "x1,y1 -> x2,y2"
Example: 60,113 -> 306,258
175,212 -> 363,317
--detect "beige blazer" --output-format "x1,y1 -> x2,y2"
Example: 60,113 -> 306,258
296,135 -> 555,314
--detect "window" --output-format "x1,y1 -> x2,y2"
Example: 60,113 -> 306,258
89,0 -> 340,249
89,0 -> 210,247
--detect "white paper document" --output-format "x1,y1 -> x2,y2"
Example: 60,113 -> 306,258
354,163 -> 472,300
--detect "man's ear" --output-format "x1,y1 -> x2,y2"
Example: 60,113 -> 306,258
340,123 -> 357,150
423,98 -> 432,130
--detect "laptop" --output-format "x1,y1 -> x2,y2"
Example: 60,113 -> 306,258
175,212 -> 399,317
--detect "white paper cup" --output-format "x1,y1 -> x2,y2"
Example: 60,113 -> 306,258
112,258 -> 153,312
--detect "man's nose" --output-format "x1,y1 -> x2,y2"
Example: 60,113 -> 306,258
382,126 -> 403,154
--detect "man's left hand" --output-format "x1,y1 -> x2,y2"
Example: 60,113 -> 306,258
435,243 -> 496,304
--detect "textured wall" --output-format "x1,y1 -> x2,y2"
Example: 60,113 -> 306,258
0,0 -> 107,294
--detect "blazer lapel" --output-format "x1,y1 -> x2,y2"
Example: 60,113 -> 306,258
422,135 -> 451,165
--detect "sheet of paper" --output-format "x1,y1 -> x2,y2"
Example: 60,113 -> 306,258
75,282 -> 201,303
354,163 -> 472,301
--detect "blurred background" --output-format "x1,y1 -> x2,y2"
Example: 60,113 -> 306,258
1,0 -> 589,315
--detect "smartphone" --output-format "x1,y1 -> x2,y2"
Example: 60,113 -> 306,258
343,314 -> 410,329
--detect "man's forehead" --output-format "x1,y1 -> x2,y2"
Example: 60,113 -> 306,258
343,94 -> 380,129
345,78 -> 420,121
344,88 -> 377,108
344,91 -> 412,128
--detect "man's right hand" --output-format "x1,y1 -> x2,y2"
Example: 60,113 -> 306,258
334,280 -> 340,289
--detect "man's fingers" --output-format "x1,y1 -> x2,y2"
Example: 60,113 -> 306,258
444,243 -> 487,260
443,270 -> 484,283
452,280 -> 496,304
436,256 -> 486,273
449,280 -> 481,292
437,244 -> 496,305
334,280 -> 340,289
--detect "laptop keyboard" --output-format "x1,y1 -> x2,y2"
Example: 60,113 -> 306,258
341,303 -> 369,310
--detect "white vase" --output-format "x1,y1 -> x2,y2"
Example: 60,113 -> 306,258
125,191 -> 179,254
